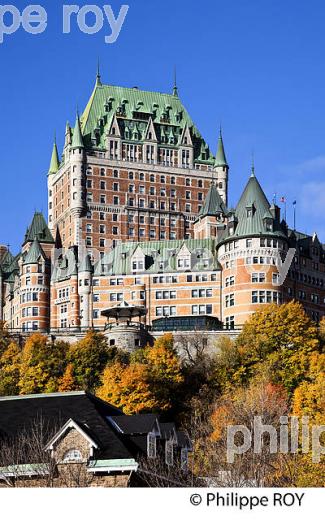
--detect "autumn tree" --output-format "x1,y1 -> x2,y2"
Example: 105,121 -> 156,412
190,379 -> 294,486
0,321 -> 12,357
19,334 -> 69,394
58,363 -> 77,392
290,352 -> 325,486
214,302 -> 320,394
0,341 -> 21,396
97,335 -> 183,413
97,362 -> 159,414
68,331 -> 112,391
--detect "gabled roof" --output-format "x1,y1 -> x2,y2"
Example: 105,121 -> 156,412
198,181 -> 226,217
108,414 -> 159,435
159,422 -> 177,441
23,238 -> 46,265
24,212 -> 54,245
0,392 -> 131,461
45,418 -> 99,451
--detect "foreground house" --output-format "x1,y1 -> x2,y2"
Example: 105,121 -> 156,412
0,391 -> 190,487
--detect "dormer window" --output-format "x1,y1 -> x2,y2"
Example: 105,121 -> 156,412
247,207 -> 253,217
132,260 -> 144,271
63,449 -> 82,462
264,217 -> 273,232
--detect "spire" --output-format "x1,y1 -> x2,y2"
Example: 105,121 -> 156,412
251,151 -> 255,177
172,67 -> 178,97
48,137 -> 60,175
96,59 -> 102,86
71,112 -> 84,149
64,121 -> 72,148
214,128 -> 228,167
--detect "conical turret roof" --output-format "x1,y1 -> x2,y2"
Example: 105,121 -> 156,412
214,131 -> 228,167
48,140 -> 60,174
71,114 -> 84,149
24,238 -> 46,264
231,171 -> 286,238
24,212 -> 54,244
199,181 -> 226,217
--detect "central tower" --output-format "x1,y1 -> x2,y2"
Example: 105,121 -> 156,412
47,72 -> 229,257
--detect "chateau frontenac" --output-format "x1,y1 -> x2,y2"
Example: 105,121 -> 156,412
0,72 -> 324,347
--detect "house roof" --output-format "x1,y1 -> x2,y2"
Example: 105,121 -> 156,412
108,414 -> 159,435
0,391 -> 133,461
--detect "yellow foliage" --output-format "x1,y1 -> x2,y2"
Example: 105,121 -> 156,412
97,362 -> 159,414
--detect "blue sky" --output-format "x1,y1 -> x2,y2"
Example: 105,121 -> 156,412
1,0 -> 325,252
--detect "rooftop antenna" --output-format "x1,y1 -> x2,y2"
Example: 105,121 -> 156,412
173,66 -> 178,97
96,58 -> 102,86
251,150 -> 255,177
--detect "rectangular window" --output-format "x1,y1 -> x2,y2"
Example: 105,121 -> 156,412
165,440 -> 174,466
147,433 -> 156,458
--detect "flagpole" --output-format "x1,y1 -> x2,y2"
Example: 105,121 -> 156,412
284,202 -> 287,223
293,201 -> 297,230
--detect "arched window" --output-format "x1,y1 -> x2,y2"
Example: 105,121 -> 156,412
63,449 -> 82,462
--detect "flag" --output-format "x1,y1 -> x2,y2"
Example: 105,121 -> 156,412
280,196 -> 286,203
293,200 -> 297,205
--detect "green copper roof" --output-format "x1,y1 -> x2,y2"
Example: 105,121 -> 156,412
48,141 -> 60,175
24,212 -> 54,245
199,182 -> 226,217
79,82 -> 214,163
71,114 -> 84,149
0,249 -> 14,270
24,238 -> 45,264
229,172 -> 286,239
214,132 -> 228,167
92,238 -> 220,277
